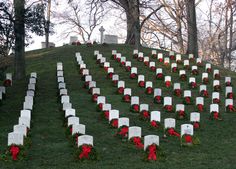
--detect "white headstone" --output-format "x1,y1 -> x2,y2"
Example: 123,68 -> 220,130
0,86 -> 6,94
144,135 -> 159,150
57,70 -> 63,77
145,81 -> 153,88
196,97 -> 204,105
152,50 -> 157,55
184,90 -> 191,97
176,104 -> 185,111
124,88 -> 132,95
97,96 -> 106,104
205,63 -> 211,69
112,50 -> 117,55
202,73 -> 208,80
8,132 -> 24,146
58,82 -> 66,90
6,73 -> 12,81
23,101 -> 33,110
174,83 -> 181,89
60,88 -> 68,96
120,57 -> 126,63
58,76 -> 64,83
158,53 -> 163,59
212,92 -> 220,100
63,103 -> 72,111
61,95 -> 70,104
164,97 -> 172,106
118,118 -> 129,127
138,75 -> 145,82
140,104 -> 149,111
190,112 -> 200,122
225,86 -> 233,96
171,63 -> 177,69
189,77 -> 196,83
19,116 -> 30,128
72,124 -> 85,135
30,72 -> 37,79
78,135 -> 93,147
164,118 -> 175,129
125,61 -> 131,67
89,81 -> 96,89
210,104 -> 219,112
176,54 -> 181,61
154,88 -> 162,96
112,74 -> 119,81
225,99 -> 233,107
128,126 -> 141,140
107,67 -> 114,74
102,104 -> 112,111
225,77 -> 231,83
68,116 -> 79,126
156,68 -> 163,74
131,96 -> 139,105
65,109 -> 76,117
164,57 -> 170,64
184,60 -> 189,66
92,88 -> 100,95
165,76 -> 171,82
80,64 -> 86,69
150,111 -> 161,122
13,124 -> 27,136
179,70 -> 186,76
20,110 -> 31,120
149,62 -> 155,68
131,67 -> 137,74
28,83 -> 35,91
181,124 -> 194,136
82,69 -> 89,76
213,80 -> 220,86
109,109 -> 119,122
214,69 -> 219,76
29,78 -> 36,84
118,81 -> 125,88
199,85 -> 207,91
85,75 -> 92,82
192,65 -> 198,71
144,57 -> 149,62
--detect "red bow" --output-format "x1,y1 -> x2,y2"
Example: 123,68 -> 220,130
130,73 -> 137,79
104,111 -> 109,119
79,145 -> 92,159
226,81 -> 231,86
147,144 -> 157,161
213,98 -> 220,103
184,135 -> 192,143
151,121 -> 158,128
138,81 -> 145,87
3,79 -> 12,87
165,105 -> 173,112
185,97 -> 191,104
180,74 -> 186,81
118,87 -> 124,94
146,87 -> 153,94
10,145 -> 20,160
174,89 -> 181,96
203,77 -> 209,84
142,110 -> 150,118
98,103 -> 103,110
178,110 -> 185,118
92,94 -> 99,102
150,66 -> 156,71
158,58 -> 163,62
104,67 -> 109,72
227,93 -> 234,99
123,95 -> 131,102
132,137 -> 144,149
207,68 -> 212,73
144,61 -> 149,66
172,67 -> 177,72
113,80 -> 118,86
197,104 -> 203,112
118,126 -> 128,137
156,73 -> 163,79
126,66 -> 131,71
167,128 -> 180,137
165,81 -> 171,87
193,122 -> 200,129
152,54 -> 157,58
116,58 -> 121,62
170,55 -> 175,60
107,73 -> 113,79
213,112 -> 219,119
132,104 -> 139,112
111,119 -> 118,128
155,96 -> 162,103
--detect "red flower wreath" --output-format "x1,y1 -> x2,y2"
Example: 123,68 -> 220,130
189,82 -> 197,89
174,89 -> 182,97
3,79 -> 12,87
206,68 -> 212,73
226,105 -> 236,113
150,66 -> 156,72
165,81 -> 171,87
138,81 -> 145,87
92,94 -> 99,102
176,110 -> 186,120
180,74 -> 187,81
121,61 -> 126,66
152,54 -> 157,58
177,60 -> 182,64
158,58 -> 163,62
103,110 -> 109,120
125,66 -> 131,72
130,137 -> 144,149
144,61 -> 149,66
133,54 -> 138,59
156,73 -> 164,80
214,85 -> 221,92
193,122 -> 200,129
197,104 -> 204,112
150,120 -> 160,128
203,77 -> 209,84
172,67 -> 178,73
122,94 -> 131,102
10,145 -> 20,160
184,65 -> 190,70
183,97 -> 193,105
110,119 -> 118,128
164,105 -> 173,112
181,134 -> 193,144
210,111 -> 221,120
214,74 -> 220,79
166,128 -> 180,137
200,90 -> 209,97
113,80 -> 118,86
97,103 -> 103,111
140,110 -> 150,120
170,55 -> 175,60
213,98 -> 220,104
154,95 -> 163,104
131,104 -> 139,113
227,93 -> 234,99
107,72 -> 113,79
191,69 -> 199,75
225,81 -> 231,86
130,73 -> 137,79
116,126 -> 128,139
146,87 -> 153,94
116,57 -> 121,62
117,87 -> 124,94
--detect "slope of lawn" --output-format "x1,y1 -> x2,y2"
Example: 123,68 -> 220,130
0,44 -> 236,169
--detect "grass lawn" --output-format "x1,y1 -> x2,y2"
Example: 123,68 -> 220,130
0,44 -> 236,169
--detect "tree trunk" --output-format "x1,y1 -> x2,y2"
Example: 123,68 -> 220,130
185,0 -> 198,58
14,0 -> 25,80
125,0 -> 140,49
45,0 -> 51,48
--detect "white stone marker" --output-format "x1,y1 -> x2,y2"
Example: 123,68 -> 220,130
78,135 -> 93,147
128,126 -> 141,140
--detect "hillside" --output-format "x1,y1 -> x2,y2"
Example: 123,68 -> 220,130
0,44 -> 236,169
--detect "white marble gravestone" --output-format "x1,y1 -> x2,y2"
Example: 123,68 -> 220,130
156,68 -> 163,75
8,132 -> 24,146
165,76 -> 171,82
184,60 -> 189,66
20,110 -> 31,121
58,76 -> 64,83
78,135 -> 93,147
210,104 -> 219,112
164,97 -> 172,106
225,86 -> 232,96
63,103 -> 72,111
154,88 -> 162,97
19,116 -> 30,128
57,70 -> 63,77
164,118 -> 176,129
184,90 -> 191,97
118,81 -> 125,88
138,75 -> 145,83
112,74 -> 119,81
174,83 -> 181,90
65,109 -> 76,118
145,81 -> 153,88
68,116 -> 80,126
140,104 -> 149,111
131,96 -> 139,105
144,135 -> 159,150
131,67 -> 137,74
176,104 -> 185,111
125,61 -> 131,67
124,88 -> 132,96
128,126 -> 141,140
181,124 -> 193,136
30,72 -> 37,79
190,112 -> 200,122
118,118 -> 129,127
102,104 -> 112,111
150,111 -> 161,122
13,124 -> 27,136
109,109 -> 119,122
61,95 -> 70,104
28,83 -> 36,91
176,54 -> 181,61
60,88 -> 68,96
23,101 -> 33,110
158,53 -> 163,60
97,96 -> 106,105
92,88 -> 100,95
72,124 -> 86,135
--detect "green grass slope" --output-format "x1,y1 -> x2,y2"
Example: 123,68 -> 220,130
0,44 -> 236,169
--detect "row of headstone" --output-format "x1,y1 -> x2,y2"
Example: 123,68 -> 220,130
78,52 -> 163,159
0,85 -> 6,102
57,61 -> 94,149
8,72 -> 37,149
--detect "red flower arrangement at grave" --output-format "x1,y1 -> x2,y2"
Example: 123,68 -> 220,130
203,77 -> 209,84
116,57 -> 121,63
214,73 -> 220,80
170,55 -> 175,60
197,62 -> 203,67
144,61 -> 149,66
200,90 -> 209,98
174,89 -> 182,97
121,61 -> 126,66
210,111 -> 222,120
191,69 -> 199,75
181,134 -> 194,146
227,92 -> 234,99
226,105 -> 236,113
76,144 -> 97,160
206,68 -> 212,73
122,94 -> 131,102
138,81 -> 145,87
140,110 -> 150,121
92,94 -> 99,102
165,128 -> 180,137
214,85 -> 221,92
125,66 -> 131,72
156,73 -> 164,80
117,87 -> 124,94
213,98 -> 220,104
158,58 -> 163,62
96,59 -> 101,64
107,72 -> 113,79
180,74 -> 187,81
3,79 -> 12,87
189,57 -> 195,62
104,66 -> 109,72
183,97 -> 193,105
97,103 -> 103,112
145,87 -> 153,95
164,105 -> 173,112
177,59 -> 182,64
197,104 -> 204,112
9,145 -> 20,160
111,54 -> 116,60
150,66 -> 156,72
150,120 -> 161,128
131,104 -> 140,113
192,122 -> 200,129
110,119 -> 118,128
116,125 -> 128,139
184,65 -> 190,70
176,110 -> 186,120
103,110 -> 109,120
133,53 -> 138,59
172,67 -> 178,73
145,144 -> 157,161
130,137 -> 144,149
152,54 -> 157,58
164,62 -> 170,67
130,73 -> 137,79
189,82 -> 197,89
113,80 -> 118,86
165,81 -> 171,88
138,57 -> 144,62
84,81 -> 90,89
225,81 -> 231,86
154,95 -> 163,104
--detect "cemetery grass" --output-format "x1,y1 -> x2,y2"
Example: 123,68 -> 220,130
0,44 -> 236,169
